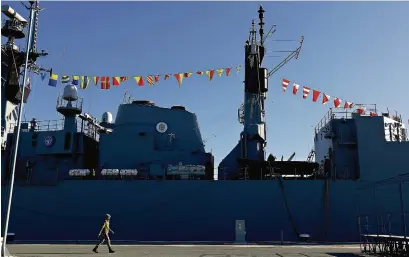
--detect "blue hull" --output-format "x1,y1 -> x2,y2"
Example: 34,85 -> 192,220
4,179 -> 406,242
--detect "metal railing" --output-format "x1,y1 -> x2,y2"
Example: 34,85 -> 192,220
6,117 -> 101,141
56,96 -> 84,110
8,119 -> 64,132
313,104 -> 407,135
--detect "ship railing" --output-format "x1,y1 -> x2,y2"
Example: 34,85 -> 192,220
357,212 -> 408,255
5,117 -> 101,141
8,119 -> 65,133
314,104 -> 378,134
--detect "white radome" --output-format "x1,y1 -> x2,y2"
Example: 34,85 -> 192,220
62,84 -> 78,101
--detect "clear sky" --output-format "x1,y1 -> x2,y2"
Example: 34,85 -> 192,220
3,1 -> 409,172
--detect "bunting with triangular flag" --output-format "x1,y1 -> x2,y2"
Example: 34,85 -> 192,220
113,76 -> 121,86
334,97 -> 342,108
292,83 -> 300,95
134,76 -> 144,86
302,86 -> 310,99
281,78 -> 290,92
93,76 -> 100,85
312,90 -> 321,102
80,76 -> 90,89
206,70 -> 215,81
146,75 -> 155,86
225,68 -> 231,76
174,73 -> 184,86
34,65 -> 242,89
61,75 -> 70,83
344,101 -> 353,109
322,93 -> 330,105
72,76 -> 79,86
101,76 -> 110,89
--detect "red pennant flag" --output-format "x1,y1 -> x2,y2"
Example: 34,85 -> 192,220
113,76 -> 121,86
164,74 -> 171,80
281,78 -> 290,92
101,76 -> 110,89
146,75 -> 155,86
344,101 -> 353,109
196,71 -> 204,76
134,76 -> 144,86
206,70 -> 215,81
312,90 -> 321,102
292,83 -> 300,95
322,93 -> 330,105
225,68 -> 231,76
120,76 -> 129,82
334,97 -> 342,108
302,86 -> 310,99
174,73 -> 184,86
369,111 -> 377,117
154,75 -> 160,83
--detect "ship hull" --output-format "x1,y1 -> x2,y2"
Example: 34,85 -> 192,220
1,180 -> 369,243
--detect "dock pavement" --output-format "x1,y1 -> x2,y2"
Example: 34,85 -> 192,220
6,244 -> 369,257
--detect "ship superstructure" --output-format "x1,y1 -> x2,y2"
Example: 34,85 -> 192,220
1,2 -> 49,150
1,4 -> 408,246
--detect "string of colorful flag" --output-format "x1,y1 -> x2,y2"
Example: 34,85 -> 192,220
38,66 -> 242,89
282,78 -> 378,117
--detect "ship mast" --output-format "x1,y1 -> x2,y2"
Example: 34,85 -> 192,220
239,5 -> 303,170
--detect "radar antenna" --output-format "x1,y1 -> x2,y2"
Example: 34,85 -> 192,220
266,36 -> 304,78
20,1 -> 51,75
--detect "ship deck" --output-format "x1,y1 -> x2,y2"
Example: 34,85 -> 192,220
5,244 -> 367,257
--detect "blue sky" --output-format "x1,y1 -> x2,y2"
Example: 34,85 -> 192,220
3,1 -> 409,168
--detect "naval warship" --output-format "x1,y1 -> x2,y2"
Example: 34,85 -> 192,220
1,3 -> 408,244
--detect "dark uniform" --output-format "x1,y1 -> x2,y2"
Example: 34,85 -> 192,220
93,214 -> 115,253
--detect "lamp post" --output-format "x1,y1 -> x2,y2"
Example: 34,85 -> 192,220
2,2 -> 36,256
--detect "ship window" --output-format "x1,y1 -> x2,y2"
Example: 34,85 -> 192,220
64,132 -> 71,150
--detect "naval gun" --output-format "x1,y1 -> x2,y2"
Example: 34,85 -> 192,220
218,6 -> 319,180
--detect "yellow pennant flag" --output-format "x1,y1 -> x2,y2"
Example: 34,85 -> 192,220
236,66 -> 241,74
184,72 -> 192,78
216,68 -> 224,77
